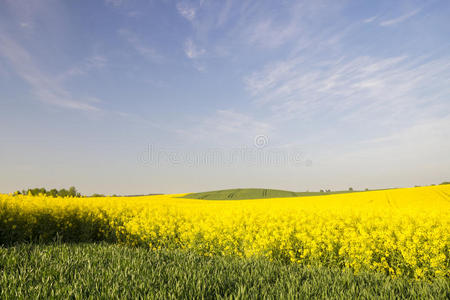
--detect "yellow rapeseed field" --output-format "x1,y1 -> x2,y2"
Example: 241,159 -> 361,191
1,185 -> 449,280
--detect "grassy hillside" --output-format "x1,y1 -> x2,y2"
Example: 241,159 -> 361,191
1,243 -> 448,299
183,188 -> 359,200
183,188 -> 297,200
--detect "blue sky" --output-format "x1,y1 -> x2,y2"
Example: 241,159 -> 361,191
1,0 -> 449,194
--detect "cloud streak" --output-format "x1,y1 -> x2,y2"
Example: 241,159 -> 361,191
380,8 -> 421,26
244,53 -> 450,127
176,2 -> 196,21
184,38 -> 205,59
177,109 -> 271,146
0,31 -> 100,111
118,29 -> 163,63
57,55 -> 107,82
105,0 -> 125,7
363,15 -> 377,23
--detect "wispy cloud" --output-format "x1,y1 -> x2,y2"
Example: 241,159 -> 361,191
105,0 -> 125,7
0,31 -> 100,111
380,8 -> 421,26
363,15 -> 377,23
239,1 -> 347,50
19,22 -> 33,29
170,0 -> 449,155
216,0 -> 233,27
127,11 -> 141,18
184,38 -> 205,59
177,109 -> 271,146
332,116 -> 450,170
118,29 -> 163,62
179,1 -> 348,55
57,55 -> 107,82
245,19 -> 299,49
244,53 -> 450,126
176,2 -> 196,21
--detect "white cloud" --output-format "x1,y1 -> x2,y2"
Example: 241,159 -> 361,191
2,0 -> 70,37
244,52 -> 450,142
57,55 -> 107,82
361,117 -> 450,147
118,29 -> 163,62
246,19 -> 299,49
19,22 -> 32,29
244,54 -> 450,124
380,8 -> 421,26
363,15 -> 377,23
177,109 -> 271,146
176,2 -> 196,21
192,61 -> 206,72
216,0 -> 233,27
238,1 -> 347,50
105,0 -> 125,7
213,110 -> 271,134
241,51 -> 450,185
305,115 -> 450,190
127,11 -> 141,18
184,38 -> 205,59
0,31 -> 100,111
327,116 -> 450,176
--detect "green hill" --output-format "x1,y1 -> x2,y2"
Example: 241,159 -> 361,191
183,188 -> 297,200
182,188 -> 358,200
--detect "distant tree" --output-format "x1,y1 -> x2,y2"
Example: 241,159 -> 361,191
31,188 -> 41,196
68,186 -> 78,197
58,188 -> 68,197
320,189 -> 324,193
91,193 -> 105,197
440,181 -> 450,185
17,187 -> 84,197
348,187 -> 353,191
365,188 -> 369,191
326,189 -> 331,193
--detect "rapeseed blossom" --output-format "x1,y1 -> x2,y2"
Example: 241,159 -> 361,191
1,185 -> 449,280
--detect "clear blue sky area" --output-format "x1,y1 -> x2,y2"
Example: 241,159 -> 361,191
1,0 -> 449,194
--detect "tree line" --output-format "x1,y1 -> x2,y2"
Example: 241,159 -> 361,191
15,187 -> 81,197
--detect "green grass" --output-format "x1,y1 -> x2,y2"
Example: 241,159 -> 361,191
1,243 -> 448,299
183,188 -> 298,200
183,188 -> 360,200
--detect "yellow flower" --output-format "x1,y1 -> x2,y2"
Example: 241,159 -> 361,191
1,185 -> 449,280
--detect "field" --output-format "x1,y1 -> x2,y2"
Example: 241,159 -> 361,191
182,188 -> 358,200
1,185 -> 450,298
1,243 -> 449,299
